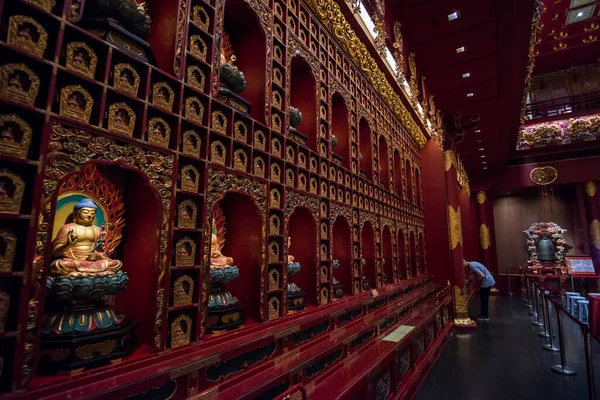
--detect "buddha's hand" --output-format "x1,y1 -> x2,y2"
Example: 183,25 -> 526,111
67,228 -> 78,245
86,252 -> 102,261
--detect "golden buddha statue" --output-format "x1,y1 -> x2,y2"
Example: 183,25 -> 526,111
210,222 -> 234,269
51,197 -> 122,276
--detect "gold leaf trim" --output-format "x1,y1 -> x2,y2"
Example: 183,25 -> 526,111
306,0 -> 427,148
585,182 -> 597,197
448,206 -> 463,250
476,191 -> 487,204
479,224 -> 490,250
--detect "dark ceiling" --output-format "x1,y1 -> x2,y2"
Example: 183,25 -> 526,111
385,0 -> 535,180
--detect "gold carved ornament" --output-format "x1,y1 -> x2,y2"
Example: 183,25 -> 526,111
186,65 -> 205,91
59,85 -> 93,123
476,191 -> 487,205
171,314 -> 192,348
479,224 -> 490,250
0,114 -> 32,159
24,0 -> 56,12
8,16 -> 48,58
173,275 -> 194,307
113,63 -> 140,96
530,166 -> 558,185
182,130 -> 201,157
306,0 -> 427,148
0,290 -> 9,331
147,118 -> 171,148
591,219 -> 600,250
65,42 -> 98,79
585,182 -> 597,197
448,206 -> 463,250
0,63 -> 40,106
0,230 -> 17,272
152,82 -> 175,112
0,169 -> 25,214
107,102 -> 136,136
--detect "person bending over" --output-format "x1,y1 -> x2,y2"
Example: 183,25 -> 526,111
464,260 -> 495,322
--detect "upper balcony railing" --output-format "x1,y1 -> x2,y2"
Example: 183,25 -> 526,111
525,91 -> 600,123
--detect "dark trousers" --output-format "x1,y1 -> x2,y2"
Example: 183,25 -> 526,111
480,286 -> 492,317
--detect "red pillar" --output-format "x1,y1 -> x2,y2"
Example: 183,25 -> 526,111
583,182 -> 600,274
421,140 -> 452,286
459,189 -> 477,261
445,150 -> 475,327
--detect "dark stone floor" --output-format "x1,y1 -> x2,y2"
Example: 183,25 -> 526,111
416,293 -> 600,400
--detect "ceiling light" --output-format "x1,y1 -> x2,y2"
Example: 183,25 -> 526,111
466,92 -> 474,97
462,72 -> 471,78
477,139 -> 483,143
480,155 -> 486,158
448,12 -> 459,21
483,167 -> 488,170
482,161 -> 487,164
577,11 -> 584,17
456,46 -> 466,53
479,148 -> 484,151
475,129 -> 481,133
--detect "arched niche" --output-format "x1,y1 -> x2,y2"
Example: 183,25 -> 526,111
414,168 -> 422,207
290,56 -> 317,151
361,221 -> 376,288
215,192 -> 262,322
48,162 -> 163,350
394,149 -> 402,196
382,226 -> 393,284
331,93 -> 350,168
288,207 -> 317,306
223,0 -> 267,123
418,233 -> 426,274
398,230 -> 407,280
332,216 -> 352,295
378,136 -> 390,189
359,117 -> 373,181
405,159 -> 413,202
409,231 -> 417,277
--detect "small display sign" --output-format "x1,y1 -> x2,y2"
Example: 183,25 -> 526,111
382,325 -> 414,343
567,256 -> 596,275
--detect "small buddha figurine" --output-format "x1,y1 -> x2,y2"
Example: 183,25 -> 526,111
154,123 -> 165,138
68,92 -> 83,110
51,197 -> 122,276
210,220 -> 234,269
73,49 -> 89,67
0,181 -> 8,198
18,25 -> 34,42
287,237 -> 294,265
120,70 -> 133,86
0,125 -> 15,144
8,73 -> 23,90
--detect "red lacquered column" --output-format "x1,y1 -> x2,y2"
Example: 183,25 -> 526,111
475,191 -> 500,292
445,150 -> 476,327
583,182 -> 600,274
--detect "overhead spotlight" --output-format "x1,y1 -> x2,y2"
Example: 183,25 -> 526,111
479,148 -> 485,151
456,46 -> 466,53
448,11 -> 459,21
482,161 -> 487,165
483,167 -> 488,170
466,92 -> 474,97
480,155 -> 486,158
475,129 -> 481,133
462,72 -> 471,78
577,11 -> 584,17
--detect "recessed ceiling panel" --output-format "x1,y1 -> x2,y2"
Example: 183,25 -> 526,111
565,5 -> 596,24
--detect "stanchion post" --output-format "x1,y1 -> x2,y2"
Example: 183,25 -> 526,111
582,324 -> 596,400
538,290 -> 550,337
533,286 -> 544,326
551,303 -> 576,376
525,274 -> 532,308
543,294 -> 559,352
507,268 -> 512,296
530,281 -> 537,315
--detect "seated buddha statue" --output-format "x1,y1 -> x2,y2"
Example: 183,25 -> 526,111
210,227 -> 234,268
51,198 -> 122,276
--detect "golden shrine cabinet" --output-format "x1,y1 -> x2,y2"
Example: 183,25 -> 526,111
0,0 -> 451,398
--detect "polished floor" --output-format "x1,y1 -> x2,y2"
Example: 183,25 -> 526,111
416,293 -> 600,400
